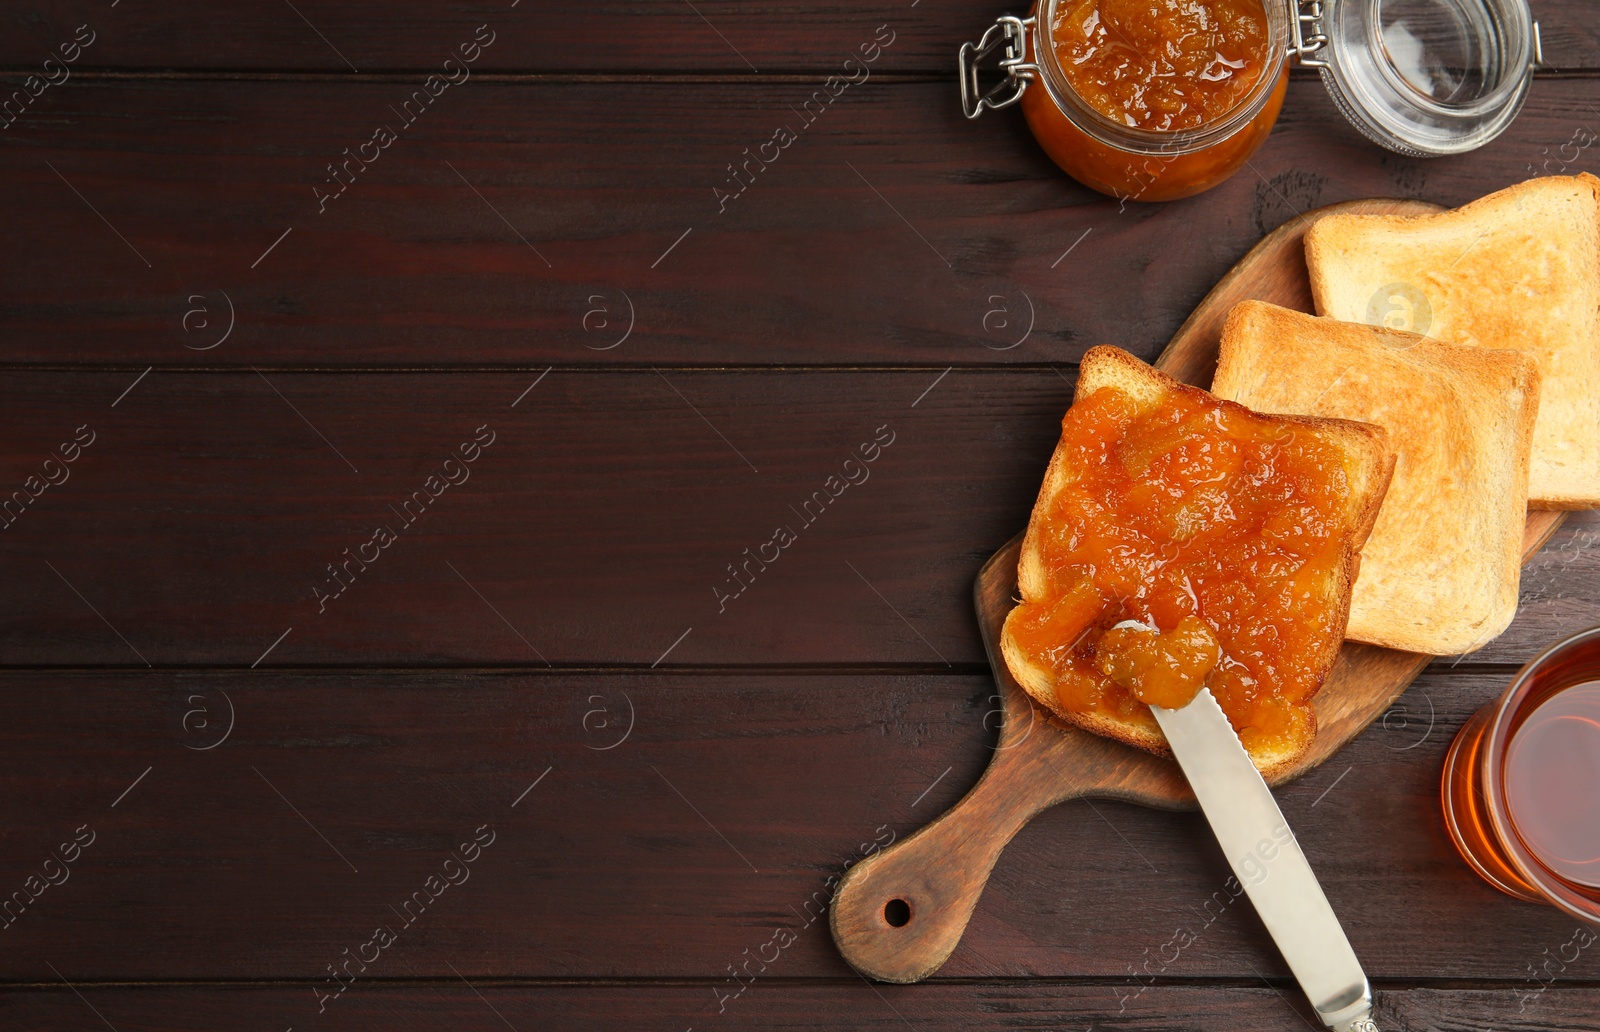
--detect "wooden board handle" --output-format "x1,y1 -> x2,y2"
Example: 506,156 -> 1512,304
829,763 -> 1040,981
828,648 -> 1195,983
830,692 -> 1084,983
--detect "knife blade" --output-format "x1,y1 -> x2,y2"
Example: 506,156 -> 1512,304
1152,686 -> 1378,1032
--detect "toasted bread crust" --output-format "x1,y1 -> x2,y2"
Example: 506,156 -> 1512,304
1000,347 -> 1394,776
1214,301 -> 1541,656
1304,173 -> 1600,509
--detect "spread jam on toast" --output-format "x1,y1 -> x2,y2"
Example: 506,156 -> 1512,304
1006,376 -> 1362,755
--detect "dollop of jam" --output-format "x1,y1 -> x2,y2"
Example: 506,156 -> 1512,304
1008,384 -> 1352,754
1096,617 -> 1222,710
1050,0 -> 1271,131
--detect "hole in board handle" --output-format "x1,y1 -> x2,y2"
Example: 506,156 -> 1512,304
883,898 -> 912,927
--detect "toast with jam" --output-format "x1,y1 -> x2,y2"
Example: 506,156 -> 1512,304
999,347 -> 1395,776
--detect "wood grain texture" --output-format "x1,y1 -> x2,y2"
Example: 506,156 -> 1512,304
0,668 -> 1589,984
3,79 -> 1600,366
4,0 -> 1599,73
6,0 -> 1599,1020
0,369 -> 1592,668
2,983 -> 1598,1032
0,369 -> 1053,667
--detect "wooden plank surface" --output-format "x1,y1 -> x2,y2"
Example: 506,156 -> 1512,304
6,0 -> 1600,1026
2,79 -> 1600,367
1,369 -> 1594,668
4,0 -> 1598,73
4,984 -> 1600,1032
0,668 -> 1586,983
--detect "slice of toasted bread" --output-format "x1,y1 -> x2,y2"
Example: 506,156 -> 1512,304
1304,173 -> 1600,509
1214,301 -> 1541,655
1000,347 -> 1395,777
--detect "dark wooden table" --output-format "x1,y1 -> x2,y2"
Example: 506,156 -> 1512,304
3,2 -> 1599,1028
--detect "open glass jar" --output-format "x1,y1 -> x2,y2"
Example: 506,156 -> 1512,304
961,0 -> 1541,202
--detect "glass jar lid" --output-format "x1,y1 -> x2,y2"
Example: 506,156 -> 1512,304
1307,0 -> 1541,156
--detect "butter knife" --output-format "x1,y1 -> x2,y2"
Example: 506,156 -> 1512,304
1152,686 -> 1378,1032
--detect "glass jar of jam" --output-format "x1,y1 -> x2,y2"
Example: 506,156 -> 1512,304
961,0 -> 1540,203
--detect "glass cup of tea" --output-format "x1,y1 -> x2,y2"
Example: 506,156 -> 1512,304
1442,626 -> 1600,922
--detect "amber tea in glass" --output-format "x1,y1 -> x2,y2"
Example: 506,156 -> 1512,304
1442,626 -> 1600,922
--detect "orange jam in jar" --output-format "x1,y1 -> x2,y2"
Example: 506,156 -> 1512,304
1052,0 -> 1270,131
1005,382 -> 1356,755
1017,0 -> 1288,201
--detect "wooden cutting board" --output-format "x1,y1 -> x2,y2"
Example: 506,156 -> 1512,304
829,198 -> 1569,984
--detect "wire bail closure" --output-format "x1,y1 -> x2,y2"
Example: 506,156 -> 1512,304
959,15 -> 1038,119
1290,0 -> 1330,67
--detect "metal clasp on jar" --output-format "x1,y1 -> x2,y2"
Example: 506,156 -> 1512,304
1289,0 -> 1330,67
959,15 -> 1039,119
